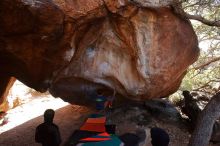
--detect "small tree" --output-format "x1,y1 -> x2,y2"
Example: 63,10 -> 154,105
174,1 -> 220,145
188,92 -> 220,146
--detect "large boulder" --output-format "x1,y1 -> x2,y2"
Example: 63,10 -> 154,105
0,0 -> 199,106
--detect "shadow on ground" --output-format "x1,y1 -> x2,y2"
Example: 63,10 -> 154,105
0,105 -> 92,146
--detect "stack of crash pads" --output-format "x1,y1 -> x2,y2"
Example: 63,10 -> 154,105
80,114 -> 106,132
77,133 -> 123,146
68,114 -> 123,146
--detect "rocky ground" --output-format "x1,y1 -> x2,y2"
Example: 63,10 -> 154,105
0,96 -> 219,146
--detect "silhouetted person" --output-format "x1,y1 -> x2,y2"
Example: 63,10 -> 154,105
95,90 -> 107,110
119,127 -> 169,146
150,127 -> 170,146
182,91 -> 220,143
182,90 -> 201,128
35,109 -> 61,146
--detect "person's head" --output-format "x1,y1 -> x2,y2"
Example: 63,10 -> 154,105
44,109 -> 55,123
150,127 -> 170,146
182,90 -> 190,97
182,90 -> 193,102
97,89 -> 103,96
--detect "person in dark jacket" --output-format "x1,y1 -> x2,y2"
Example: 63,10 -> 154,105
35,109 -> 61,146
150,127 -> 170,146
182,90 -> 201,128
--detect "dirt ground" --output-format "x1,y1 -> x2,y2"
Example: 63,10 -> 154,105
0,97 -> 219,146
0,97 -> 93,146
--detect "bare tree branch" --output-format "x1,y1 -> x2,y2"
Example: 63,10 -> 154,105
171,1 -> 220,27
186,13 -> 220,27
200,36 -> 220,42
192,79 -> 220,91
183,1 -> 212,9
193,57 -> 220,70
183,1 -> 200,9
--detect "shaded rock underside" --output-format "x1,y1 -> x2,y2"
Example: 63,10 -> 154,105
0,0 -> 199,106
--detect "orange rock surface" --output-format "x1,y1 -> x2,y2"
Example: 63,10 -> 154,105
0,0 -> 199,105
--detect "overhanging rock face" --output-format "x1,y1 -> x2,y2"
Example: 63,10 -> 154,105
0,0 -> 199,105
